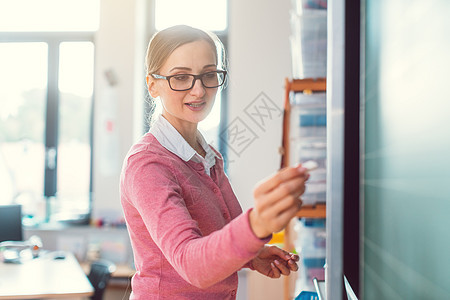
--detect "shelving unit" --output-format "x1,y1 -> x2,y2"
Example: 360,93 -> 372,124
281,78 -> 327,300
283,1 -> 328,298
281,77 -> 327,215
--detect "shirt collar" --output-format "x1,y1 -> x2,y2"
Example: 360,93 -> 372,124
149,114 -> 220,164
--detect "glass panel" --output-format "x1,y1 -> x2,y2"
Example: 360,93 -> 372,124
155,0 -> 227,31
363,1 -> 450,299
55,41 -> 94,221
0,0 -> 99,32
0,42 -> 47,220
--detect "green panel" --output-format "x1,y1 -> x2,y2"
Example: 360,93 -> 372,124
363,0 -> 450,299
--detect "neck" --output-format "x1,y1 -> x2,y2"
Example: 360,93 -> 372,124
160,113 -> 204,157
183,131 -> 206,158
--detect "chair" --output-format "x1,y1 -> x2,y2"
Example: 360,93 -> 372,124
87,259 -> 116,300
0,204 -> 23,242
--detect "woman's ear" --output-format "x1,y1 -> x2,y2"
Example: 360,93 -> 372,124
146,75 -> 159,98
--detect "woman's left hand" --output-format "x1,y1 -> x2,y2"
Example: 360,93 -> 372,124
251,245 -> 300,278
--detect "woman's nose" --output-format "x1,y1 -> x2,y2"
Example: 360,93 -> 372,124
190,78 -> 206,96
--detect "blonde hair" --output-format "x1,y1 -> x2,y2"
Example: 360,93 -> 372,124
145,25 -> 227,75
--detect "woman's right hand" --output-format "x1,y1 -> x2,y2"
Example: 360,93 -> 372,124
249,165 -> 309,239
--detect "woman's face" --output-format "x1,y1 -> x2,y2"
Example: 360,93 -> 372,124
148,40 -> 218,132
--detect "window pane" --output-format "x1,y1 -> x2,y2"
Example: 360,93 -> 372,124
55,42 -> 94,221
0,0 -> 99,32
155,0 -> 227,31
0,42 -> 47,219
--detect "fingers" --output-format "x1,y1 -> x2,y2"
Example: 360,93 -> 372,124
258,176 -> 306,209
278,249 -> 299,272
287,259 -> 299,271
268,246 -> 300,274
270,262 -> 281,278
254,176 -> 306,222
274,176 -> 307,201
254,165 -> 308,195
250,166 -> 309,237
255,170 -> 307,213
270,258 -> 298,277
275,259 -> 291,275
265,187 -> 304,216
268,203 -> 302,230
290,253 -> 300,262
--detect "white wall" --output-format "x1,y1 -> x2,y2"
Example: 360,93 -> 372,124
92,0 -> 149,221
228,1 -> 293,299
227,0 -> 292,210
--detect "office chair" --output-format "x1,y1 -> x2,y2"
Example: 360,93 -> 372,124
87,259 -> 116,300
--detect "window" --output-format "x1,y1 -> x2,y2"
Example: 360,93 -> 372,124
55,42 -> 94,222
0,0 -> 98,224
0,42 -> 48,216
151,0 -> 229,154
154,0 -> 227,32
0,0 -> 99,32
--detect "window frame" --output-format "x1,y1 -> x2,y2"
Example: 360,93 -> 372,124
0,31 -> 95,224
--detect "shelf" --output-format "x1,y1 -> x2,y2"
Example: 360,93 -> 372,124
296,203 -> 326,219
281,78 -> 327,170
281,78 -> 327,300
285,78 -> 326,94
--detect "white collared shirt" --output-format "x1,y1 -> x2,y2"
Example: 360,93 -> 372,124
149,114 -> 220,176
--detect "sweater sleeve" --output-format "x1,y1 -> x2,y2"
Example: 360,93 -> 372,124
124,152 -> 270,289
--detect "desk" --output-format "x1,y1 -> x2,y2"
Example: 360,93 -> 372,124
0,251 -> 94,299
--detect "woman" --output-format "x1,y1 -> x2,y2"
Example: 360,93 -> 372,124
120,25 -> 309,299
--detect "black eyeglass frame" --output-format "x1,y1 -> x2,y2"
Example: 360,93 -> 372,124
151,70 -> 227,91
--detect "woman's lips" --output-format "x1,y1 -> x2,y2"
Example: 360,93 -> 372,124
185,102 -> 206,110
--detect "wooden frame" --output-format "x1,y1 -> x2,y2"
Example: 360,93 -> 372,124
280,78 -> 326,300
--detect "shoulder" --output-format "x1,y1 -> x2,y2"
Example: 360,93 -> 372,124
121,133 -> 184,198
123,133 -> 180,176
127,133 -> 174,160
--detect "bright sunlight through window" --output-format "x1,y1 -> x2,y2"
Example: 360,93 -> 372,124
0,0 -> 99,32
155,0 -> 227,31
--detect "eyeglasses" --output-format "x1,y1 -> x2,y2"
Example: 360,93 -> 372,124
151,70 -> 227,91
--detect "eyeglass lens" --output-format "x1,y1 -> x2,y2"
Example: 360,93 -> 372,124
169,71 -> 225,91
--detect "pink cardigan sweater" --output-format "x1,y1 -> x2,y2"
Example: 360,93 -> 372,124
120,133 -> 270,299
